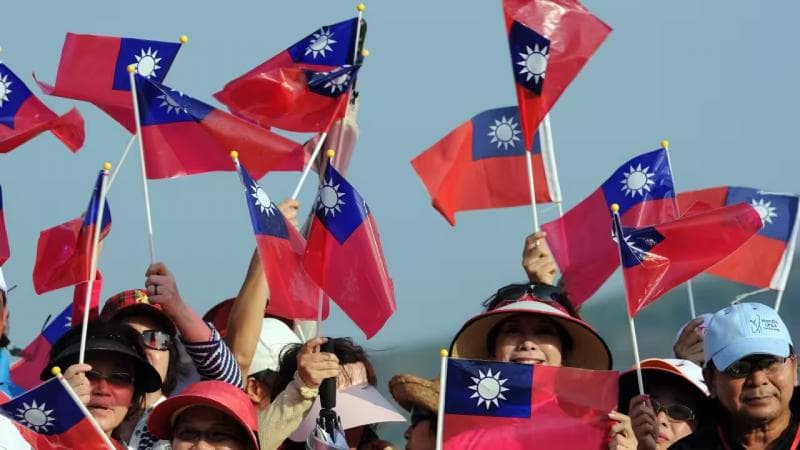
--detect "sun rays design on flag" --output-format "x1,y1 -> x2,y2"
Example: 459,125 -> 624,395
322,66 -> 351,94
517,44 -> 549,86
15,400 -> 56,432
157,89 -> 188,115
751,198 -> 778,225
620,164 -> 656,197
487,116 -> 522,150
306,27 -> 337,59
317,177 -> 346,217
250,181 -> 277,216
468,368 -> 510,409
0,73 -> 12,108
133,48 -> 163,79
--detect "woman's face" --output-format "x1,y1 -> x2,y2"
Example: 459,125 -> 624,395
404,417 -> 435,450
86,357 -> 136,435
493,314 -> 564,366
649,384 -> 698,450
172,406 -> 251,450
124,315 -> 170,384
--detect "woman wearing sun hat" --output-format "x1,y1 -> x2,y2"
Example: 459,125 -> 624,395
388,374 -> 439,450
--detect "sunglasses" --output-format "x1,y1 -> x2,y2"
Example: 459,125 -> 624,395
486,283 -> 571,314
174,426 -> 244,444
724,355 -> 792,379
651,400 -> 695,422
141,329 -> 171,351
86,370 -> 135,386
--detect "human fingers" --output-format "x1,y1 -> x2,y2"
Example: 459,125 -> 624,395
301,336 -> 328,354
145,262 -> 169,277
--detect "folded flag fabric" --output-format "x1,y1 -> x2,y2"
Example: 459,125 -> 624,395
0,377 -> 111,449
412,106 -> 558,225
503,0 -> 611,149
0,62 -> 84,153
0,186 -> 8,266
35,32 -> 182,132
10,304 -> 72,391
303,162 -> 395,338
236,159 -> 326,320
542,148 -> 677,306
443,358 -> 618,449
134,74 -> 305,180
613,202 -> 763,316
215,17 -> 361,130
677,186 -> 800,290
32,170 -> 110,294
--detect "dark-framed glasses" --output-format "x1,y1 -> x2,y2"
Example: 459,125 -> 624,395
85,370 -> 135,386
724,355 -> 792,379
651,400 -> 695,422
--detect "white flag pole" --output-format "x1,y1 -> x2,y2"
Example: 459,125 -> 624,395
290,134 -> 328,201
540,114 -> 564,218
52,368 -> 116,450
78,165 -> 110,365
775,206 -> 800,312
314,149 -> 338,338
333,3 -> 366,154
106,134 -> 137,191
128,66 -> 156,264
525,150 -> 540,232
435,349 -> 449,450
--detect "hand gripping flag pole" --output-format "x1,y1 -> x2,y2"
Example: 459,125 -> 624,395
51,366 -> 116,450
435,349 -> 448,450
128,64 -> 156,263
78,164 -> 110,365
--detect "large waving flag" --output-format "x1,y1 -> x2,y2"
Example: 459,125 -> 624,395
0,186 -> 8,266
215,17 -> 361,129
0,377 -> 111,449
134,74 -> 305,179
543,148 -> 677,306
443,358 -> 618,449
412,106 -> 559,226
10,304 -> 72,391
503,0 -> 611,150
613,203 -> 763,317
236,159 -> 326,320
678,186 -> 800,290
0,63 -> 84,153
303,162 -> 395,338
32,171 -> 111,294
35,33 -> 183,132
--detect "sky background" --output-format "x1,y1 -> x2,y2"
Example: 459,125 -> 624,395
2,0 -> 800,424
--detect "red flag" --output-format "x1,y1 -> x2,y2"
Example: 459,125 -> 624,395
35,33 -> 183,132
303,163 -> 395,338
0,186 -> 8,266
443,359 -> 618,449
10,304 -> 72,391
412,106 -> 556,225
0,62 -> 83,153
613,203 -> 763,316
503,0 -> 611,149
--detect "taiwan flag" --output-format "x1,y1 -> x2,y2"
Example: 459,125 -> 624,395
503,0 -> 611,150
35,33 -> 183,132
542,148 -> 677,306
237,160 -> 325,320
678,186 -> 800,290
0,186 -> 8,266
215,17 -> 361,129
134,74 -> 305,179
32,170 -> 111,294
10,304 -> 72,391
0,377 -> 112,449
0,62 -> 84,153
303,163 -> 395,338
613,202 -> 763,317
412,106 -> 559,226
443,358 -> 618,449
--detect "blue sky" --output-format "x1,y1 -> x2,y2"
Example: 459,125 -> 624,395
2,0 -> 799,365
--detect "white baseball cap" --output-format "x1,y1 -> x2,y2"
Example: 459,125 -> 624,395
249,318 -> 302,375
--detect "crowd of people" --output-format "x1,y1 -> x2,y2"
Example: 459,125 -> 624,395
0,201 -> 797,450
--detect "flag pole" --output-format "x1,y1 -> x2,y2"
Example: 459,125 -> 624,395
525,150 -> 540,232
51,367 -> 116,450
314,149 -> 338,338
128,65 -> 156,264
435,349 -> 448,450
290,133 -> 328,201
611,204 -> 645,395
106,134 -> 137,191
78,164 -> 110,365
333,3 -> 367,154
775,208 -> 800,312
540,114 -> 564,218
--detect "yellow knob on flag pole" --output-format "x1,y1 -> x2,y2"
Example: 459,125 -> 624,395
127,64 -> 137,73
51,366 -> 62,376
361,49 -> 370,58
611,203 -> 620,213
660,140 -> 670,150
180,35 -> 189,44
326,149 -> 336,158
103,162 -> 112,171
357,3 -> 366,12
440,349 -> 449,358
230,150 -> 239,160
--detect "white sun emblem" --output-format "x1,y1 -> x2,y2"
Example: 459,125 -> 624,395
157,90 -> 187,115
488,116 -> 521,150
323,69 -> 351,94
751,198 -> 778,225
250,182 -> 276,216
620,164 -> 656,197
517,44 -> 549,84
0,73 -> 13,108
317,177 -> 346,217
15,400 -> 56,432
468,368 -> 510,409
306,28 -> 337,59
134,47 -> 163,79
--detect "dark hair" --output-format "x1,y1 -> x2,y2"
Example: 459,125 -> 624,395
112,311 -> 179,395
482,283 -> 581,319
486,315 -> 574,361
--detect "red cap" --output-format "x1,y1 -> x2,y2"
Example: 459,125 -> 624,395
148,380 -> 258,448
101,289 -> 176,336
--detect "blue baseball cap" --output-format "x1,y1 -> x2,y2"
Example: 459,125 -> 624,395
704,302 -> 793,371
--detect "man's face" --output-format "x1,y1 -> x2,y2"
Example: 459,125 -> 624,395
708,355 -> 798,425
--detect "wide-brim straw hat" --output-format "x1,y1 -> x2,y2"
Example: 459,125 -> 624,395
449,300 -> 612,370
389,374 -> 439,414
